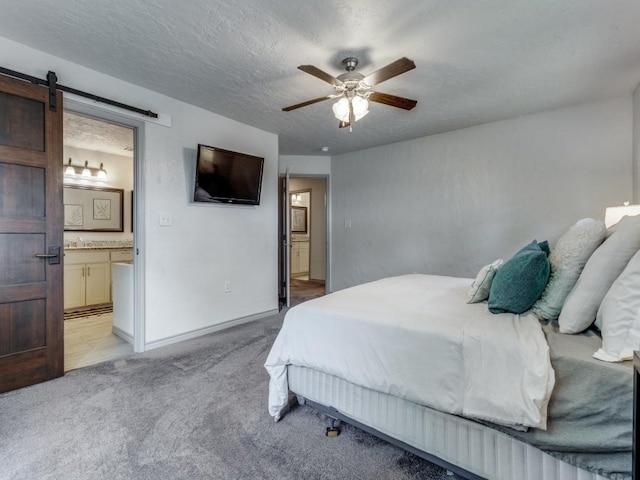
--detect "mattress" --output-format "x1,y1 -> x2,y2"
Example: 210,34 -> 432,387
268,274 -> 632,479
288,365 -> 612,480
285,319 -> 633,480
266,274 -> 554,429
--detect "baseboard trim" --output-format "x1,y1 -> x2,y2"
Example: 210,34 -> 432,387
112,326 -> 134,345
144,308 -> 280,351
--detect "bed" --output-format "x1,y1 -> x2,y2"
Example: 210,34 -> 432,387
264,274 -> 633,480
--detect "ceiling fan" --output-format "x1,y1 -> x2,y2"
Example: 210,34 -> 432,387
282,57 -> 418,131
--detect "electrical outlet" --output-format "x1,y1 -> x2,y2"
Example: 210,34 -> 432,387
159,214 -> 172,226
224,280 -> 231,293
344,219 -> 352,229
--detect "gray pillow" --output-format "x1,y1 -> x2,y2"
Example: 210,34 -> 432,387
594,249 -> 640,362
559,214 -> 640,334
531,219 -> 606,320
467,259 -> 503,304
488,240 -> 550,315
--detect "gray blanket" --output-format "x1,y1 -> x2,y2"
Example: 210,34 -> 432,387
492,321 -> 633,480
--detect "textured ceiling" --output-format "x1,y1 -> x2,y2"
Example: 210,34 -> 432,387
1,0 -> 640,156
64,112 -> 134,157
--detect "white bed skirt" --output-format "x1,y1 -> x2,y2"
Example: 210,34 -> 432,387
288,365 -> 608,480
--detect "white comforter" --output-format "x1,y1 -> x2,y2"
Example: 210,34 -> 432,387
265,274 -> 555,430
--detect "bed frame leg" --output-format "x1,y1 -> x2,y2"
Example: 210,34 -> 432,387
325,416 -> 341,437
296,394 -> 306,406
326,426 -> 340,437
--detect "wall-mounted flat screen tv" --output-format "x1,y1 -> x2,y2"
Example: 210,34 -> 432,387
193,144 -> 264,205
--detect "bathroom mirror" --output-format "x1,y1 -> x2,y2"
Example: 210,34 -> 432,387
291,206 -> 307,234
63,185 -> 124,232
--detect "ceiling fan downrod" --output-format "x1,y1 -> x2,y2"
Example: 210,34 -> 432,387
342,57 -> 358,72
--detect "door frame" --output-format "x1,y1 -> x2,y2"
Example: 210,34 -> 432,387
279,174 -> 331,304
64,97 -> 146,353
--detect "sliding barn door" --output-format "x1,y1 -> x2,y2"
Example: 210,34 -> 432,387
0,74 -> 64,392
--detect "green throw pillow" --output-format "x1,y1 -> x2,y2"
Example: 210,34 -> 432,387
488,240 -> 551,314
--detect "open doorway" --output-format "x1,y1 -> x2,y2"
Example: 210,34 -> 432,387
62,111 -> 136,371
287,177 -> 328,307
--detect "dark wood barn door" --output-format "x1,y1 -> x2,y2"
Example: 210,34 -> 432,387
0,74 -> 64,392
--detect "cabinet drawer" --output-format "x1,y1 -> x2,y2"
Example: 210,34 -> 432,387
64,250 -> 110,264
111,250 -> 133,262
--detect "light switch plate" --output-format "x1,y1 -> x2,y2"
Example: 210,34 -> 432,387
159,214 -> 172,226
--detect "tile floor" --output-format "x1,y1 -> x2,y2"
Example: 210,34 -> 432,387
64,313 -> 133,372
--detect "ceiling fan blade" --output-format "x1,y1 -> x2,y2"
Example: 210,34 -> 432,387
369,91 -> 417,110
362,57 -> 416,86
298,65 -> 343,86
282,96 -> 332,112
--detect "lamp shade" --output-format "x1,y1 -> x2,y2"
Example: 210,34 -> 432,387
96,163 -> 107,181
81,161 -> 92,178
604,204 -> 640,228
351,95 -> 369,121
332,97 -> 350,122
65,158 -> 75,176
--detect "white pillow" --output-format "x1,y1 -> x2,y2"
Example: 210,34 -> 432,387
467,259 -> 503,303
593,249 -> 640,362
559,215 -> 640,334
531,218 -> 605,320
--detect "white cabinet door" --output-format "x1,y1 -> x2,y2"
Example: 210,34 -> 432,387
85,262 -> 111,306
299,242 -> 310,274
63,264 -> 86,310
291,243 -> 300,275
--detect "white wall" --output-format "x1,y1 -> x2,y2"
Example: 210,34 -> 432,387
290,178 -> 327,281
63,146 -> 134,242
279,155 -> 331,175
0,36 -> 279,345
331,96 -> 633,291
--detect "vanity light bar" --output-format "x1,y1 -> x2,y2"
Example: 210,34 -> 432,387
64,158 -> 107,181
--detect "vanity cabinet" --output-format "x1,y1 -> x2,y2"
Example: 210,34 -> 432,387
291,240 -> 310,276
64,251 -> 111,309
64,263 -> 111,309
63,249 -> 132,310
64,264 -> 89,309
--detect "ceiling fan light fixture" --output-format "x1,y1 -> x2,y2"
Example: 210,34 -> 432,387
333,95 -> 369,123
284,56 -> 416,129
351,95 -> 369,121
332,97 -> 350,122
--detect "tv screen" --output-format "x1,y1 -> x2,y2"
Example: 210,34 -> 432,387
193,144 -> 264,205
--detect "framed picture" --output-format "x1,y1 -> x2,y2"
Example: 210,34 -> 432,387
64,204 -> 83,227
93,198 -> 112,220
64,185 -> 124,232
131,190 -> 134,233
291,206 -> 307,234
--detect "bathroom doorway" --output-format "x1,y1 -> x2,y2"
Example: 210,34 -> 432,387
287,177 -> 328,307
62,110 -> 137,371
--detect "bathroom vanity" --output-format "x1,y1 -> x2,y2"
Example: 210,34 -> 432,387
63,246 -> 133,310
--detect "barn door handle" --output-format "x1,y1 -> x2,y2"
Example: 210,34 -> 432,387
35,246 -> 61,265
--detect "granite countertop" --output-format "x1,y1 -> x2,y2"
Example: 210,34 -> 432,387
65,246 -> 133,251
64,240 -> 133,251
